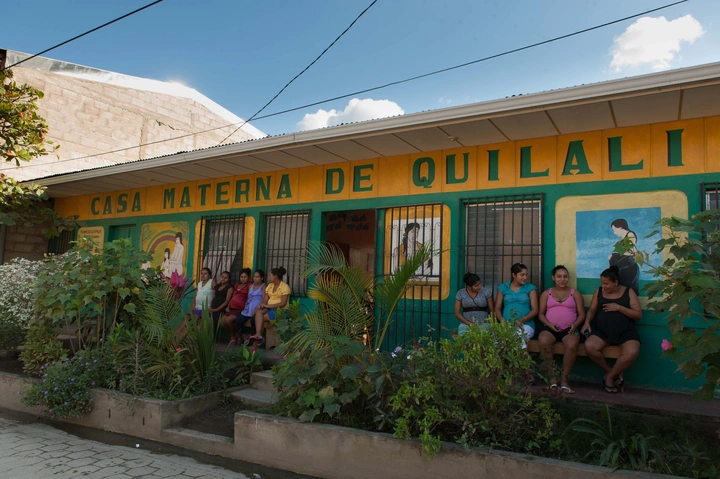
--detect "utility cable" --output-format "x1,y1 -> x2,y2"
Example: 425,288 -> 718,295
1,0 -> 686,172
3,0 -> 165,71
216,0 -> 378,145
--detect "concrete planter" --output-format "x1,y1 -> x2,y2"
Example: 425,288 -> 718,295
0,371 -> 676,479
0,371 -> 235,441
232,411 -> 676,479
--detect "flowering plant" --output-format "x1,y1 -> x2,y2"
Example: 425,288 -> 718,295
23,347 -> 115,419
0,257 -> 45,348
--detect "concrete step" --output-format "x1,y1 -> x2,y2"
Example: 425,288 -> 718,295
250,370 -> 275,392
231,388 -> 277,408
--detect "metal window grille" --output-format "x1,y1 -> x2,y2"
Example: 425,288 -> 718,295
378,203 -> 444,348
48,228 -> 76,255
702,182 -> 720,211
257,210 -> 311,296
198,213 -> 245,283
459,194 -> 543,292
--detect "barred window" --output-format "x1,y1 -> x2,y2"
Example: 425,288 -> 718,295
460,194 -> 543,292
198,214 -> 245,283
258,210 -> 310,296
703,182 -> 720,210
48,228 -> 76,255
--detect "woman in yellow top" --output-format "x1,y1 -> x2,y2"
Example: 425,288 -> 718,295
249,266 -> 290,348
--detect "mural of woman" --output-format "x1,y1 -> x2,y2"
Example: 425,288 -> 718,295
168,232 -> 185,277
394,222 -> 432,276
607,218 -> 639,294
161,248 -> 172,277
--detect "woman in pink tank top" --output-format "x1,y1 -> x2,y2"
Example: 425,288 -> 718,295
537,265 -> 586,393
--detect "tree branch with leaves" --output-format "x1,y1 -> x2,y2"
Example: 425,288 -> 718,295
1,69 -> 78,237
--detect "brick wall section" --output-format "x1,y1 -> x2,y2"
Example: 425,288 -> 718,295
6,67 -> 260,181
3,225 -> 48,262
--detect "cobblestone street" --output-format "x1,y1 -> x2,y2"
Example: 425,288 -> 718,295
0,417 -> 250,479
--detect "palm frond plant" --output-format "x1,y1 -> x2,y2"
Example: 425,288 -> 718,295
272,240 -> 435,427
281,240 -> 433,357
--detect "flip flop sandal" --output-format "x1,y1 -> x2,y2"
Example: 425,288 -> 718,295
541,383 -> 558,392
603,384 -> 618,394
615,375 -> 625,388
560,385 -> 575,394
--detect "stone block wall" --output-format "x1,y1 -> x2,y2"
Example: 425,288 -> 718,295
3,224 -> 49,262
4,66 -> 263,182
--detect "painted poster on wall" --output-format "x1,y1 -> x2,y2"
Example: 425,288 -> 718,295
389,217 -> 441,282
575,207 -> 661,294
140,221 -> 189,278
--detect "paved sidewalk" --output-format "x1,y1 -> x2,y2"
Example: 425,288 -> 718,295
0,417 -> 250,479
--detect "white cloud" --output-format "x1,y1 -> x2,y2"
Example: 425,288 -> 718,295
296,98 -> 404,131
610,15 -> 705,72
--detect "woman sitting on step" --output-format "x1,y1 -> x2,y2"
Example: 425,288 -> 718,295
582,265 -> 642,394
249,267 -> 290,350
537,265 -> 585,394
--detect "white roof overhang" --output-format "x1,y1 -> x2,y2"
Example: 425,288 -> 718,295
37,61 -> 720,198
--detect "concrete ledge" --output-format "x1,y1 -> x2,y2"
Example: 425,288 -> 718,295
0,371 -> 236,442
234,411 -> 677,479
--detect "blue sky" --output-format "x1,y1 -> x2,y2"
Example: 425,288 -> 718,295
3,0 -> 719,136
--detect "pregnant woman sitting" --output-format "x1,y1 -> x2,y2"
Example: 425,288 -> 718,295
537,265 -> 585,393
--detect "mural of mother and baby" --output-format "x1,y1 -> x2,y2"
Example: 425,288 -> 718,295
576,207 -> 659,296
608,218 -> 639,294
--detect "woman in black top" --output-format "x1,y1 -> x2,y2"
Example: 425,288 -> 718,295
582,266 -> 642,394
210,271 -> 233,324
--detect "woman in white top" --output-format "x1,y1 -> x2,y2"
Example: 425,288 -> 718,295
192,267 -> 215,318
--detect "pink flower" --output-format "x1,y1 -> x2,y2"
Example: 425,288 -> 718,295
661,339 -> 673,351
175,347 -> 182,353
169,271 -> 187,289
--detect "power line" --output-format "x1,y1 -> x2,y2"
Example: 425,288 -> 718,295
217,0 -> 378,145
3,0 -> 165,71
251,0 -> 688,122
1,0 -> 686,172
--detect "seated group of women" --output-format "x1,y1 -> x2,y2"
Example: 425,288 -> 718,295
191,266 -> 291,350
454,263 -> 642,394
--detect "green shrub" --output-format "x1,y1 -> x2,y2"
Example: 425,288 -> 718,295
108,280 -> 257,400
23,347 -> 115,419
35,238 -> 154,351
564,405 -> 662,471
0,257 -> 45,349
273,337 -> 411,429
19,323 -> 67,376
390,322 -> 560,457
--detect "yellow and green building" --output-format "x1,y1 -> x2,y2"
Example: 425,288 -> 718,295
40,62 -> 720,392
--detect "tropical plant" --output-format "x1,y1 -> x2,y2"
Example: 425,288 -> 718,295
614,210 -> 720,400
272,242 -> 432,426
109,279 -> 255,399
282,240 -> 433,355
273,339 -> 414,428
391,322 -> 560,457
564,404 -> 662,471
34,238 -> 154,351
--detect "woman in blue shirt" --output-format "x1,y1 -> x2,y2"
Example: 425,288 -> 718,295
494,263 -> 538,348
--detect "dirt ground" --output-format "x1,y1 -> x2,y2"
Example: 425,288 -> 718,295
0,357 -> 25,375
179,399 -> 243,438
